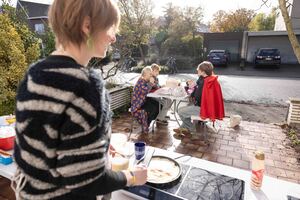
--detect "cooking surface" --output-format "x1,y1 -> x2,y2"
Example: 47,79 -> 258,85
177,167 -> 244,200
125,163 -> 244,200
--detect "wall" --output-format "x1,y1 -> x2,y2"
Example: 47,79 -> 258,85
203,32 -> 243,63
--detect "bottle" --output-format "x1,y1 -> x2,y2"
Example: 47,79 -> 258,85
251,151 -> 265,190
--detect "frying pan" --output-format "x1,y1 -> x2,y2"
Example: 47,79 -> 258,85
146,155 -> 182,189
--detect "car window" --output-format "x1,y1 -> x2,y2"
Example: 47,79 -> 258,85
209,52 -> 225,57
258,49 -> 279,56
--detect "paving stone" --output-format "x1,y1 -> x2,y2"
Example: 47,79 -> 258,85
191,151 -> 204,158
265,159 -> 275,167
226,151 -> 242,159
248,139 -> 263,145
197,146 -> 209,152
202,153 -> 218,162
266,167 -> 287,178
242,144 -> 256,150
285,170 -> 300,180
217,156 -> 233,166
233,159 -> 250,170
185,143 -> 200,150
215,139 -> 229,145
220,145 -> 234,151
223,135 -> 235,141
211,149 -> 227,156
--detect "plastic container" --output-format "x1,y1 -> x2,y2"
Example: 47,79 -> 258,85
0,126 -> 16,150
251,151 -> 265,190
0,150 -> 13,165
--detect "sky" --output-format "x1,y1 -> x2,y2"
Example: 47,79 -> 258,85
8,0 -> 278,24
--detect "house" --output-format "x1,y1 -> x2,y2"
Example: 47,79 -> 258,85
243,30 -> 300,64
275,0 -> 300,31
203,32 -> 244,63
203,0 -> 300,65
16,0 -> 50,34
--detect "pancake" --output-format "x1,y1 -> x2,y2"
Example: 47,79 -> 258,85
147,157 -> 180,184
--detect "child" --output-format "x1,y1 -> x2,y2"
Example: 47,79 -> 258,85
150,63 -> 172,125
131,66 -> 159,133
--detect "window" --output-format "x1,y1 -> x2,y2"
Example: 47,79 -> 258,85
35,23 -> 45,34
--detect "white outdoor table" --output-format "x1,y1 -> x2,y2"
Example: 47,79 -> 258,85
147,92 -> 189,126
1,147 -> 300,200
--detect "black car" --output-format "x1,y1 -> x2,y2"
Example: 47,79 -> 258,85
254,48 -> 281,67
207,50 -> 230,66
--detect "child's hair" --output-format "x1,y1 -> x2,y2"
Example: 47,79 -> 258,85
151,63 -> 161,71
141,66 -> 152,76
197,61 -> 214,76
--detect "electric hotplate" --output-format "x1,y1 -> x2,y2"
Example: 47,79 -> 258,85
123,164 -> 245,200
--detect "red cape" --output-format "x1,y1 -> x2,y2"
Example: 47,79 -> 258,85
200,75 -> 225,121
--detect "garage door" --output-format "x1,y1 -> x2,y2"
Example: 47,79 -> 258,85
208,40 -> 240,62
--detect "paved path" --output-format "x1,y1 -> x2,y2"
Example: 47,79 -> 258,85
112,113 -> 300,184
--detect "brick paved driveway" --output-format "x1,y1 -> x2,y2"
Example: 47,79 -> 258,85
112,113 -> 300,184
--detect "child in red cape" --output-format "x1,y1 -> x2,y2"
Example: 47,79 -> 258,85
199,62 -> 225,123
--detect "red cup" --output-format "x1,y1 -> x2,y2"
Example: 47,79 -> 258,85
0,136 -> 15,150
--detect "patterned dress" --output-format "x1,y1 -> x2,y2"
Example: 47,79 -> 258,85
131,77 -> 156,133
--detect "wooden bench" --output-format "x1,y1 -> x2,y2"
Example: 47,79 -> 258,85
109,86 -> 131,111
191,115 -> 220,135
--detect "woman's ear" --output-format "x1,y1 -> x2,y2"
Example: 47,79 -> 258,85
82,16 -> 91,36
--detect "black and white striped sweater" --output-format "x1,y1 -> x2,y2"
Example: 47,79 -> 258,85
13,55 -> 126,200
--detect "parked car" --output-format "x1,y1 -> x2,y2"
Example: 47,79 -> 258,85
207,50 -> 230,66
254,48 -> 281,67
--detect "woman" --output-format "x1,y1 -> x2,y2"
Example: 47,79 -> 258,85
12,0 -> 147,199
131,67 -> 159,133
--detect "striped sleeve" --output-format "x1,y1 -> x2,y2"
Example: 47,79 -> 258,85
14,62 -> 126,199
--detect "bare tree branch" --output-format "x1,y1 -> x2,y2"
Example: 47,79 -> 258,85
256,0 -> 271,11
104,63 -> 120,80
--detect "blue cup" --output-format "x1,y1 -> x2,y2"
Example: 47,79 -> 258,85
135,142 -> 146,160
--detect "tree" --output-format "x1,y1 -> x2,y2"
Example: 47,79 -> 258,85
210,10 -> 228,32
118,0 -> 154,64
0,14 -> 27,115
259,0 -> 300,63
210,9 -> 255,32
161,4 -> 204,60
248,8 -> 277,31
278,0 -> 300,63
0,2 -> 40,115
182,6 -> 203,59
2,1 -> 40,64
40,25 -> 56,57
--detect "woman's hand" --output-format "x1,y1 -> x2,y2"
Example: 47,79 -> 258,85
123,165 -> 147,186
109,145 -> 116,157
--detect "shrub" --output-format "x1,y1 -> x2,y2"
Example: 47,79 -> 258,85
0,14 -> 27,115
0,12 -> 40,115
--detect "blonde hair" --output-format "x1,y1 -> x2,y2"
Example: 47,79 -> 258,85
151,63 -> 161,71
141,66 -> 152,77
197,61 -> 214,76
48,0 -> 120,47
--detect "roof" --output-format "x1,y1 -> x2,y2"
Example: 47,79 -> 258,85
248,30 -> 300,37
17,0 -> 50,19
